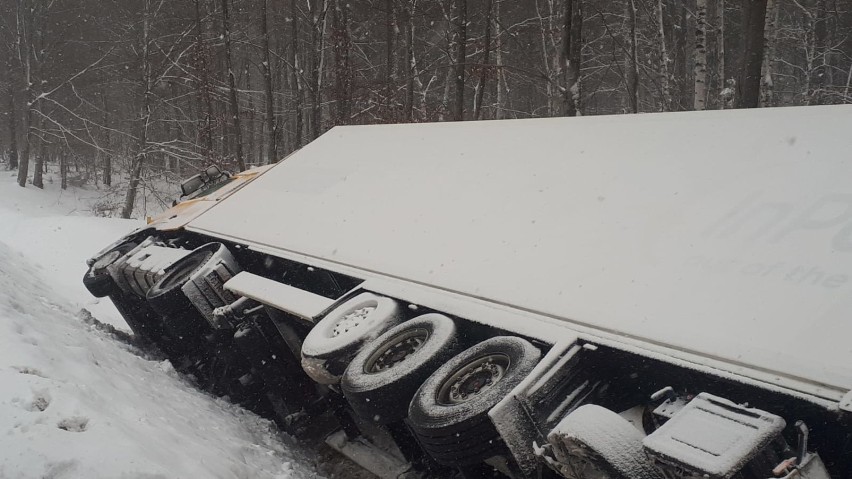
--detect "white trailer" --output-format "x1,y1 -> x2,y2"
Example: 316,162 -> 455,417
86,105 -> 851,479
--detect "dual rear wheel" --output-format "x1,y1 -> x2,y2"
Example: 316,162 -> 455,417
304,296 -> 542,467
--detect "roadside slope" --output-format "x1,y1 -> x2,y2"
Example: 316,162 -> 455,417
0,238 -> 322,479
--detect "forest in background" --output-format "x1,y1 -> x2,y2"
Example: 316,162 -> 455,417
0,0 -> 850,218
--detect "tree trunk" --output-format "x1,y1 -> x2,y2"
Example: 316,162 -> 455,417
693,0 -> 708,110
59,150 -> 67,190
403,1 -> 416,122
562,0 -> 582,116
473,0 -> 493,120
290,0 -> 303,149
31,10 -> 43,189
808,0 -> 827,105
34,108 -> 44,188
625,0 -> 639,113
261,0 -> 277,162
122,0 -> 152,219
221,0 -> 245,171
759,0 -> 778,107
494,0 -> 507,119
308,0 -> 323,140
194,0 -> 214,160
244,60 -> 255,166
656,0 -> 672,111
452,0 -> 467,121
716,0 -> 728,108
101,88 -> 111,186
385,0 -> 396,86
16,0 -> 33,187
332,0 -> 352,125
6,68 -> 18,170
736,0 -> 767,108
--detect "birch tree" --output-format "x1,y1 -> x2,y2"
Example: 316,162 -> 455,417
759,0 -> 778,107
562,0 -> 582,116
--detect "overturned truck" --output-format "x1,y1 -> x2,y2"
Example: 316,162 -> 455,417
84,105 -> 852,479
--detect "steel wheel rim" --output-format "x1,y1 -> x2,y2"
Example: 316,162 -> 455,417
331,305 -> 376,337
364,328 -> 430,373
437,353 -> 510,405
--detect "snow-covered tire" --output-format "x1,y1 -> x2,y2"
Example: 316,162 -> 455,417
146,244 -> 219,318
407,336 -> 541,466
341,313 -> 461,424
146,244 -> 223,356
300,292 -> 404,385
83,241 -> 137,298
546,404 -> 664,479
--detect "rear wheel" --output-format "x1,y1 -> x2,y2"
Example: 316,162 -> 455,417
342,313 -> 462,424
407,336 -> 541,466
83,242 -> 137,298
146,244 -> 226,367
300,292 -> 404,384
546,404 -> 664,479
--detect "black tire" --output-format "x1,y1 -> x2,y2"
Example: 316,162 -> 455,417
146,243 -> 218,318
341,313 -> 461,424
83,242 -> 137,298
407,336 -> 541,466
300,292 -> 404,384
146,243 -> 220,359
546,404 -> 664,479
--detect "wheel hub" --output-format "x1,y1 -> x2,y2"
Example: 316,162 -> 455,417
367,328 -> 429,373
439,354 -> 510,405
332,306 -> 375,337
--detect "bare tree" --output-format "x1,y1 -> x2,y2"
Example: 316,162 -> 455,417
473,0 -> 493,120
101,89 -> 110,186
332,0 -> 351,125
737,0 -> 768,108
260,0 -> 277,162
808,0 -> 828,104
452,0 -> 467,121
715,0 -> 727,108
289,0 -> 303,149
4,54 -> 18,170
656,0 -> 672,110
221,0 -> 245,171
625,0 -> 639,113
494,0 -> 507,120
15,0 -> 33,187
759,0 -> 778,107
562,0 -> 582,116
194,0 -> 215,161
121,0 -> 153,219
403,0 -> 416,122
307,0 -> 326,140
693,0 -> 707,110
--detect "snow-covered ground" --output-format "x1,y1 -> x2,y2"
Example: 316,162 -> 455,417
0,170 -> 334,478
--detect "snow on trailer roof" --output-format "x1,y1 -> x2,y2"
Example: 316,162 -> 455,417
187,105 -> 852,400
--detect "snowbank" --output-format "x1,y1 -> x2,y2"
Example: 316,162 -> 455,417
0,171 -> 326,478
0,171 -> 140,331
0,239 -> 321,478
